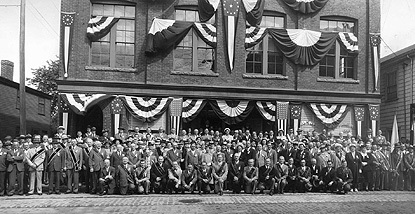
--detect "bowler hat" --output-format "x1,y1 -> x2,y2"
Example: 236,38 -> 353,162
58,126 -> 65,130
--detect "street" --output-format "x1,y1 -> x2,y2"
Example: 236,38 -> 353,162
1,191 -> 414,214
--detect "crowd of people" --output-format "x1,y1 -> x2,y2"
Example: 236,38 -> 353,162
0,125 -> 414,197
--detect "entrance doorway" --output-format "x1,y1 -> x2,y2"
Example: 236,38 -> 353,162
74,105 -> 103,136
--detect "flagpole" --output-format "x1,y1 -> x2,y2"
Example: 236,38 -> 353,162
19,0 -> 26,135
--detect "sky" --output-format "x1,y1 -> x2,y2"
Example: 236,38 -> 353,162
0,0 -> 414,87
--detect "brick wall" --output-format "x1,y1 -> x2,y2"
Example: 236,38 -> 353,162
1,60 -> 14,81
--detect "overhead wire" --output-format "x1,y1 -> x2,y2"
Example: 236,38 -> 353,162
28,0 -> 59,37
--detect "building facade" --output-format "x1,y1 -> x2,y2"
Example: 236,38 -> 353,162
58,0 -> 381,137
380,44 -> 415,143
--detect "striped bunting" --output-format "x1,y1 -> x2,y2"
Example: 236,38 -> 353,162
182,99 -> 207,123
193,23 -> 217,47
121,96 -> 173,123
210,100 -> 254,125
60,93 -> 111,115
87,16 -> 119,41
309,103 -> 350,128
338,32 -> 358,52
245,26 -> 267,48
256,101 -> 276,122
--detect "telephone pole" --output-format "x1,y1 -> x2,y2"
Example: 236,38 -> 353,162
19,0 -> 26,135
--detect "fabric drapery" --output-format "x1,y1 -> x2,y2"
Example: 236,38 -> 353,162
245,26 -> 267,48
193,23 -> 217,47
256,101 -> 276,122
60,93 -> 110,115
121,96 -> 173,123
338,32 -> 358,52
182,99 -> 208,123
198,0 -> 220,22
242,0 -> 265,27
309,103 -> 350,129
210,100 -> 254,125
86,16 -> 119,42
281,0 -> 329,14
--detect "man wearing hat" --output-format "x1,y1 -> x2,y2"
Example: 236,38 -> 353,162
0,137 -> 12,196
65,138 -> 83,194
115,127 -> 127,142
45,136 -> 66,194
379,143 -> 392,190
404,145 -> 415,191
295,129 -> 304,142
295,140 -> 311,167
222,128 -> 233,143
25,135 -> 46,195
18,135 -> 26,145
99,129 -> 110,145
7,140 -> 25,196
56,126 -> 65,139
25,134 -> 32,144
345,143 -> 362,192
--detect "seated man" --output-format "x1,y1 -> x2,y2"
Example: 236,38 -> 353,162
167,161 -> 182,194
181,164 -> 197,194
134,159 -> 150,194
99,159 -> 116,196
297,159 -> 312,193
319,160 -> 336,193
116,157 -> 135,195
150,156 -> 169,194
243,158 -> 258,194
286,157 -> 298,193
228,153 -> 244,194
335,159 -> 353,194
197,162 -> 213,194
309,158 -> 321,192
258,158 -> 277,195
275,156 -> 288,194
212,153 -> 228,196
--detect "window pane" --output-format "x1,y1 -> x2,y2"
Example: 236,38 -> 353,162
101,42 -> 110,53
320,20 -> 328,31
116,44 -> 126,54
254,63 -> 262,74
103,5 -> 114,16
174,47 -> 192,71
198,48 -> 213,71
186,10 -> 196,22
125,56 -> 134,67
117,20 -> 126,30
125,20 -> 134,31
116,31 -> 125,42
116,56 -> 126,67
275,17 -> 284,28
328,21 -> 337,31
246,62 -> 254,73
125,44 -> 134,55
100,33 -> 110,42
125,6 -> 135,18
268,64 -> 276,74
176,10 -> 185,21
91,43 -> 100,54
115,6 -> 124,17
327,66 -> 334,77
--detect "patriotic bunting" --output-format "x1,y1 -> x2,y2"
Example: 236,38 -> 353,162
338,32 -> 358,52
198,0 -> 220,22
242,0 -> 265,27
145,18 -> 194,56
222,0 -> 241,71
282,0 -> 329,14
170,98 -> 183,136
245,26 -> 267,48
87,16 -> 119,42
182,99 -> 208,123
110,97 -> 123,114
210,100 -> 254,125
193,23 -> 217,47
370,34 -> 381,91
120,96 -> 173,123
354,105 -> 365,137
256,101 -> 276,122
60,93 -> 111,115
60,99 -> 70,112
290,104 -> 302,133
369,104 -> 379,121
268,28 -> 338,66
309,103 -> 350,128
61,12 -> 75,78
277,101 -> 289,135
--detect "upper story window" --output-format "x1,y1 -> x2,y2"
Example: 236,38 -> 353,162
386,71 -> 397,101
90,4 -> 135,68
174,9 -> 215,73
246,15 -> 285,75
319,18 -> 357,79
38,97 -> 45,115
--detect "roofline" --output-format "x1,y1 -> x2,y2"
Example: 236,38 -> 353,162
0,76 -> 53,99
381,44 -> 415,65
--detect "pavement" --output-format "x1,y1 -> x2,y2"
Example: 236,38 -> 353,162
1,191 -> 415,214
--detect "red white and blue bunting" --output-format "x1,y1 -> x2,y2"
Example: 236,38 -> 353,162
121,96 -> 173,123
282,0 -> 329,14
198,0 -> 220,22
256,101 -> 276,122
193,23 -> 217,47
182,99 -> 208,123
210,100 -> 254,125
309,103 -> 350,128
370,34 -> 381,91
223,0 -> 241,71
87,16 -> 119,42
245,26 -> 267,48
242,0 -> 265,27
60,93 -> 111,115
61,12 -> 75,78
338,32 -> 358,52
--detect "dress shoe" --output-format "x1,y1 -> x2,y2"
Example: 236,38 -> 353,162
65,190 -> 72,194
55,191 -> 61,195
269,191 -> 273,196
38,193 -> 43,196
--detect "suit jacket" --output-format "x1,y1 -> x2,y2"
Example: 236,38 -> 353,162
243,166 -> 258,181
116,164 -> 134,187
168,167 -> 182,184
181,169 -> 197,185
267,149 -> 278,166
26,146 -> 46,171
185,150 -> 202,168
256,150 -> 267,168
391,151 -> 405,172
100,166 -> 116,188
309,165 -> 321,177
166,149 -> 182,167
89,148 -> 108,171
110,151 -> 125,169
65,146 -> 83,171
320,166 -> 336,183
346,151 -> 362,174
212,161 -> 228,180
275,163 -> 288,180
244,147 -> 257,165
127,150 -> 143,166
295,150 -> 311,167
0,148 -> 9,172
404,152 -> 415,170
297,166 -> 311,180
223,149 -> 233,164
45,148 -> 65,172
134,166 -> 150,182
287,164 -> 297,180
258,165 -> 277,182
82,147 -> 93,168
150,162 -> 169,181
335,166 -> 353,183
228,160 -> 244,180
7,148 -> 25,172
198,167 -> 213,183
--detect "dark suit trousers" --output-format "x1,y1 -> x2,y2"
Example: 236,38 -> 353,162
91,170 -> 101,193
81,168 -> 92,192
49,171 -> 61,193
66,169 -> 79,193
230,179 -> 242,193
0,171 -> 6,196
99,179 -> 115,194
8,165 -> 23,195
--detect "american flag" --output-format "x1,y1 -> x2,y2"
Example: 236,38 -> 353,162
354,106 -> 365,122
222,0 -> 240,71
60,100 -> 69,112
223,0 -> 240,16
277,101 -> 289,135
290,104 -> 302,120
111,97 -> 123,114
170,98 -> 183,135
369,104 -> 379,121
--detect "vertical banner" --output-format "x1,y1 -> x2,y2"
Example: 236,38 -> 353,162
60,99 -> 70,134
169,98 -> 183,136
370,34 -> 381,91
369,104 -> 380,137
354,105 -> 365,138
277,101 -> 289,135
391,115 -> 399,152
61,12 -> 75,78
222,0 -> 240,71
111,97 -> 123,135
290,103 -> 302,133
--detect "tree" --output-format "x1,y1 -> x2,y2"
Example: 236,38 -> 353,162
27,58 -> 60,129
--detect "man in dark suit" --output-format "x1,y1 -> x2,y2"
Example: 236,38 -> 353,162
116,157 -> 135,195
99,159 -> 115,195
181,164 -> 197,194
258,158 -> 277,195
228,153 -> 244,194
7,141 -> 25,196
275,156 -> 288,194
244,141 -> 256,166
45,137 -> 66,194
295,142 -> 311,167
197,161 -> 213,194
297,159 -> 312,193
81,138 -> 93,193
89,141 -> 109,194
345,143 -> 362,192
286,157 -> 297,192
309,158 -> 321,192
134,159 -> 151,194
320,160 -> 337,192
185,142 -> 201,169
243,158 -> 258,194
110,144 -> 124,169
335,160 -> 353,194
151,156 -> 169,194
166,142 -> 182,168
0,138 -> 12,196
65,139 -> 83,194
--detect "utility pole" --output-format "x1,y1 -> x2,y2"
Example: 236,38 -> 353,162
19,0 -> 26,135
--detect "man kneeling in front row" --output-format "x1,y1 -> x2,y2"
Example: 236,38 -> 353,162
99,159 -> 115,195
135,159 -> 150,195
335,160 -> 353,194
116,157 -> 135,195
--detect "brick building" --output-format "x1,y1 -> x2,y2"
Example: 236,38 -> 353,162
380,44 -> 415,143
57,0 -> 381,138
0,60 -> 52,139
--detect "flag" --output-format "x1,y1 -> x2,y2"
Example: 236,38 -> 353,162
354,105 -> 365,137
169,98 -> 183,135
390,115 -> 399,152
277,101 -> 289,135
369,104 -> 380,121
60,99 -> 69,112
370,34 -> 381,91
61,12 -> 75,78
198,0 -> 220,22
290,104 -> 302,120
309,103 -> 349,128
111,97 -> 123,114
87,16 -> 119,41
242,0 -> 265,27
222,0 -> 240,71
